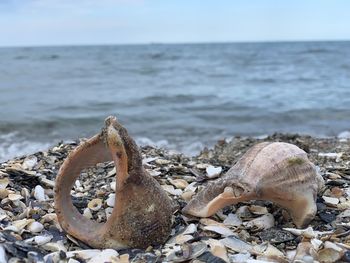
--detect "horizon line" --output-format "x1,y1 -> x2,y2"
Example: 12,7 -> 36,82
1,38 -> 350,49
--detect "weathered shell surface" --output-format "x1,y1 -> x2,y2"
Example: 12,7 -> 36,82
54,116 -> 174,249
183,142 -> 325,228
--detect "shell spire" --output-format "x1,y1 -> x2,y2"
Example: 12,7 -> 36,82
183,142 -> 324,228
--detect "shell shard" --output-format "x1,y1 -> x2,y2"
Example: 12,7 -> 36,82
55,116 -> 174,249
182,142 -> 324,228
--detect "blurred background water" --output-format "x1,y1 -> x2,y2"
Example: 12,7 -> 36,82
0,41 -> 350,161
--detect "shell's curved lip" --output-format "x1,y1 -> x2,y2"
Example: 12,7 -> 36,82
183,189 -> 252,218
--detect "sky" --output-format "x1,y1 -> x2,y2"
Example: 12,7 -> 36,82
0,0 -> 350,47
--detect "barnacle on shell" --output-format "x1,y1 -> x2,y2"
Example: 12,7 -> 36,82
183,142 -> 325,228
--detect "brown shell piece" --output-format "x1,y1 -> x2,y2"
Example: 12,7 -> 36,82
54,116 -> 174,249
182,142 -> 325,228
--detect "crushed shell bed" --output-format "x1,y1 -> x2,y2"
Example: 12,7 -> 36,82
1,133 -> 350,263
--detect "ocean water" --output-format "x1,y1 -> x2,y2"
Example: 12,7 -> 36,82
0,41 -> 350,162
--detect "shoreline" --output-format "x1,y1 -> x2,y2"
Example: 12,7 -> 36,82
0,133 -> 350,262
1,129 -> 349,164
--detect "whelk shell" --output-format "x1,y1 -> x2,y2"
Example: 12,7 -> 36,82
55,116 -> 174,249
183,142 -> 325,228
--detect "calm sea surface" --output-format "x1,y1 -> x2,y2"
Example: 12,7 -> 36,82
1,42 -> 350,161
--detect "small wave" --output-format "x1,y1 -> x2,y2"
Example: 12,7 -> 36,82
0,132 -> 51,163
298,48 -> 333,55
248,77 -> 277,84
141,94 -> 216,105
136,137 -> 204,156
39,54 -> 60,60
338,131 -> 350,139
145,53 -> 181,61
14,55 -> 28,60
136,137 -> 171,149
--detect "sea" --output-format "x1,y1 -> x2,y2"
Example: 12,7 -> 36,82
1,41 -> 350,162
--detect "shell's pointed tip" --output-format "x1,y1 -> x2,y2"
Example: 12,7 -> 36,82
104,115 -> 117,126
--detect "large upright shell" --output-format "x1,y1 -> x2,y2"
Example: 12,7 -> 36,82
183,142 -> 324,228
55,116 -> 174,249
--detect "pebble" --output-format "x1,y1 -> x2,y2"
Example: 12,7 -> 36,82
106,193 -> 115,207
244,213 -> 275,230
161,185 -> 182,196
203,225 -> 236,237
184,182 -> 197,192
206,165 -> 222,178
206,239 -> 229,262
105,207 -> 113,219
11,218 -> 34,232
83,208 -> 93,219
107,167 -> 116,177
196,163 -> 209,169
66,249 -> 101,260
0,245 -> 7,263
181,190 -> 195,201
323,196 -> 339,205
318,152 -> 339,158
221,236 -> 253,253
42,240 -> 67,252
318,248 -> 343,263
27,221 -> 44,233
259,228 -> 295,244
8,193 -> 23,203
34,185 -> 46,201
22,155 -> 38,170
155,159 -> 170,165
168,178 -> 188,189
87,249 -> 119,263
183,224 -> 197,235
34,235 -> 53,245
319,210 -> 336,223
249,205 -> 268,215
0,178 -> 9,189
229,252 -> 252,262
223,213 -> 242,227
110,181 -> 116,191
236,205 -> 253,218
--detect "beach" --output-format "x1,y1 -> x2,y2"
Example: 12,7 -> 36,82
0,133 -> 350,262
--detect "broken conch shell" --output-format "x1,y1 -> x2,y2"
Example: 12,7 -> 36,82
183,142 -> 324,228
55,116 -> 174,249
